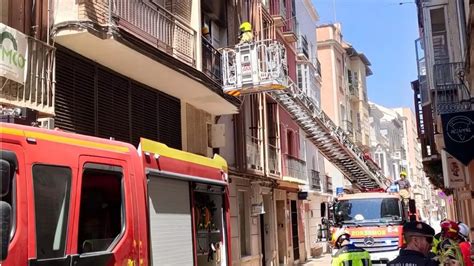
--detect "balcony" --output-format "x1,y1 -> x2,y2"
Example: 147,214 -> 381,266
268,143 -> 282,176
326,175 -> 333,194
270,0 -> 287,27
310,170 -> 322,191
297,35 -> 309,60
201,37 -> 222,84
0,37 -> 55,115
247,135 -> 264,171
316,59 -> 322,78
283,17 -> 298,43
284,154 -> 307,182
432,62 -> 472,114
112,0 -> 196,65
349,83 -> 359,102
52,0 -> 239,115
343,120 -> 354,135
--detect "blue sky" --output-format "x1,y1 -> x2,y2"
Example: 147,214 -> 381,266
313,0 -> 419,109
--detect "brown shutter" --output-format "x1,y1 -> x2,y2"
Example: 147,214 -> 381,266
55,50 -> 96,136
55,47 -> 182,149
131,82 -> 159,147
158,93 -> 182,150
97,69 -> 130,143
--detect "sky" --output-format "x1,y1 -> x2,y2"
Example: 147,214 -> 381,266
313,0 -> 420,110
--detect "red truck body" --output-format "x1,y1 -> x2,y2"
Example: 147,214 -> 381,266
0,123 -> 231,266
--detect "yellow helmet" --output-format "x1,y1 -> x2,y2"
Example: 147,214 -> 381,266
332,228 -> 351,248
202,26 -> 209,35
240,22 -> 252,32
400,171 -> 407,177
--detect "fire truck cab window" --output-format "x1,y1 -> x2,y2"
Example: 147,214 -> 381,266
0,150 -> 17,240
32,165 -> 72,259
78,164 -> 123,254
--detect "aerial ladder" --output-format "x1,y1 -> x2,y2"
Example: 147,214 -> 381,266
221,37 -> 391,190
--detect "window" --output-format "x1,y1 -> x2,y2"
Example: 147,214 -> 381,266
0,0 -> 8,24
77,164 -> 123,253
32,165 -> 72,259
238,191 -> 249,256
0,150 -> 17,240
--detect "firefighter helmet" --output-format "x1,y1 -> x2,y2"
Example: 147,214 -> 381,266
400,171 -> 407,177
458,222 -> 469,239
440,220 -> 459,239
333,228 -> 351,248
240,22 -> 252,32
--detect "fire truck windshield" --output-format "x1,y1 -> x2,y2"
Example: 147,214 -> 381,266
335,198 -> 402,224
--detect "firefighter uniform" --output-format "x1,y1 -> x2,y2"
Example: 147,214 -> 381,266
331,229 -> 371,266
239,22 -> 254,44
332,244 -> 372,266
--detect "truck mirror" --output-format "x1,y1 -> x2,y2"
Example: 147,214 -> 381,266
0,201 -> 12,261
0,160 -> 11,197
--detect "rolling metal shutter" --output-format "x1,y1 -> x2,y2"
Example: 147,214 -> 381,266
148,177 -> 193,265
55,48 -> 182,148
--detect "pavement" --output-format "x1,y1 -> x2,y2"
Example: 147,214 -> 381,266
299,253 -> 333,266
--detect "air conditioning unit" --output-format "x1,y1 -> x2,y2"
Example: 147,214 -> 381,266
207,124 -> 225,148
37,118 -> 55,129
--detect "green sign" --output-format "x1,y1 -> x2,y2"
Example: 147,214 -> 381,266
0,23 -> 28,84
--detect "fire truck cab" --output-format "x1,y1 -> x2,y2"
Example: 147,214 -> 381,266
0,123 -> 231,266
321,190 -> 417,265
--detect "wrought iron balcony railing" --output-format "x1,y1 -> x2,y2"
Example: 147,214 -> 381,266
343,120 -> 353,135
310,170 -> 321,190
201,37 -> 222,84
297,35 -> 309,60
283,17 -> 298,37
268,143 -> 281,175
270,0 -> 287,26
246,135 -> 264,171
432,62 -> 472,114
316,58 -> 322,78
111,0 -> 196,66
0,37 -> 55,115
284,154 -> 306,180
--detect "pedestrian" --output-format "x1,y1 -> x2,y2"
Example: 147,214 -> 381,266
388,221 -> 438,266
458,223 -> 472,266
331,228 -> 372,266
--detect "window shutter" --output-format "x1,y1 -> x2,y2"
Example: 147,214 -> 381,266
131,83 -> 159,146
158,93 -> 182,149
55,50 -> 95,136
97,69 -> 130,143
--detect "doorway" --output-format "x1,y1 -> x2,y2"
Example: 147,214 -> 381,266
276,200 -> 286,264
291,200 -> 299,261
259,213 -> 266,265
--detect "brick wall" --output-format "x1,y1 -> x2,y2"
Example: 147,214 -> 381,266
78,0 -> 109,26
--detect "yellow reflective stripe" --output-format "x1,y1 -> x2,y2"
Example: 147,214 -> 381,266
140,138 -> 227,172
0,126 -> 129,153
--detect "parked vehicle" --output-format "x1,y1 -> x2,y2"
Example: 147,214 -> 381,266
0,123 -> 231,266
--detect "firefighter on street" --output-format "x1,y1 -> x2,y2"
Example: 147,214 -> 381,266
331,228 -> 372,266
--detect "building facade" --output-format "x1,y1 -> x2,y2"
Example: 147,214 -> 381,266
316,23 -> 373,192
414,0 -> 474,238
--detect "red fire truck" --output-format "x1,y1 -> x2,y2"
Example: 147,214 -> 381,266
0,123 -> 231,266
321,190 -> 417,265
